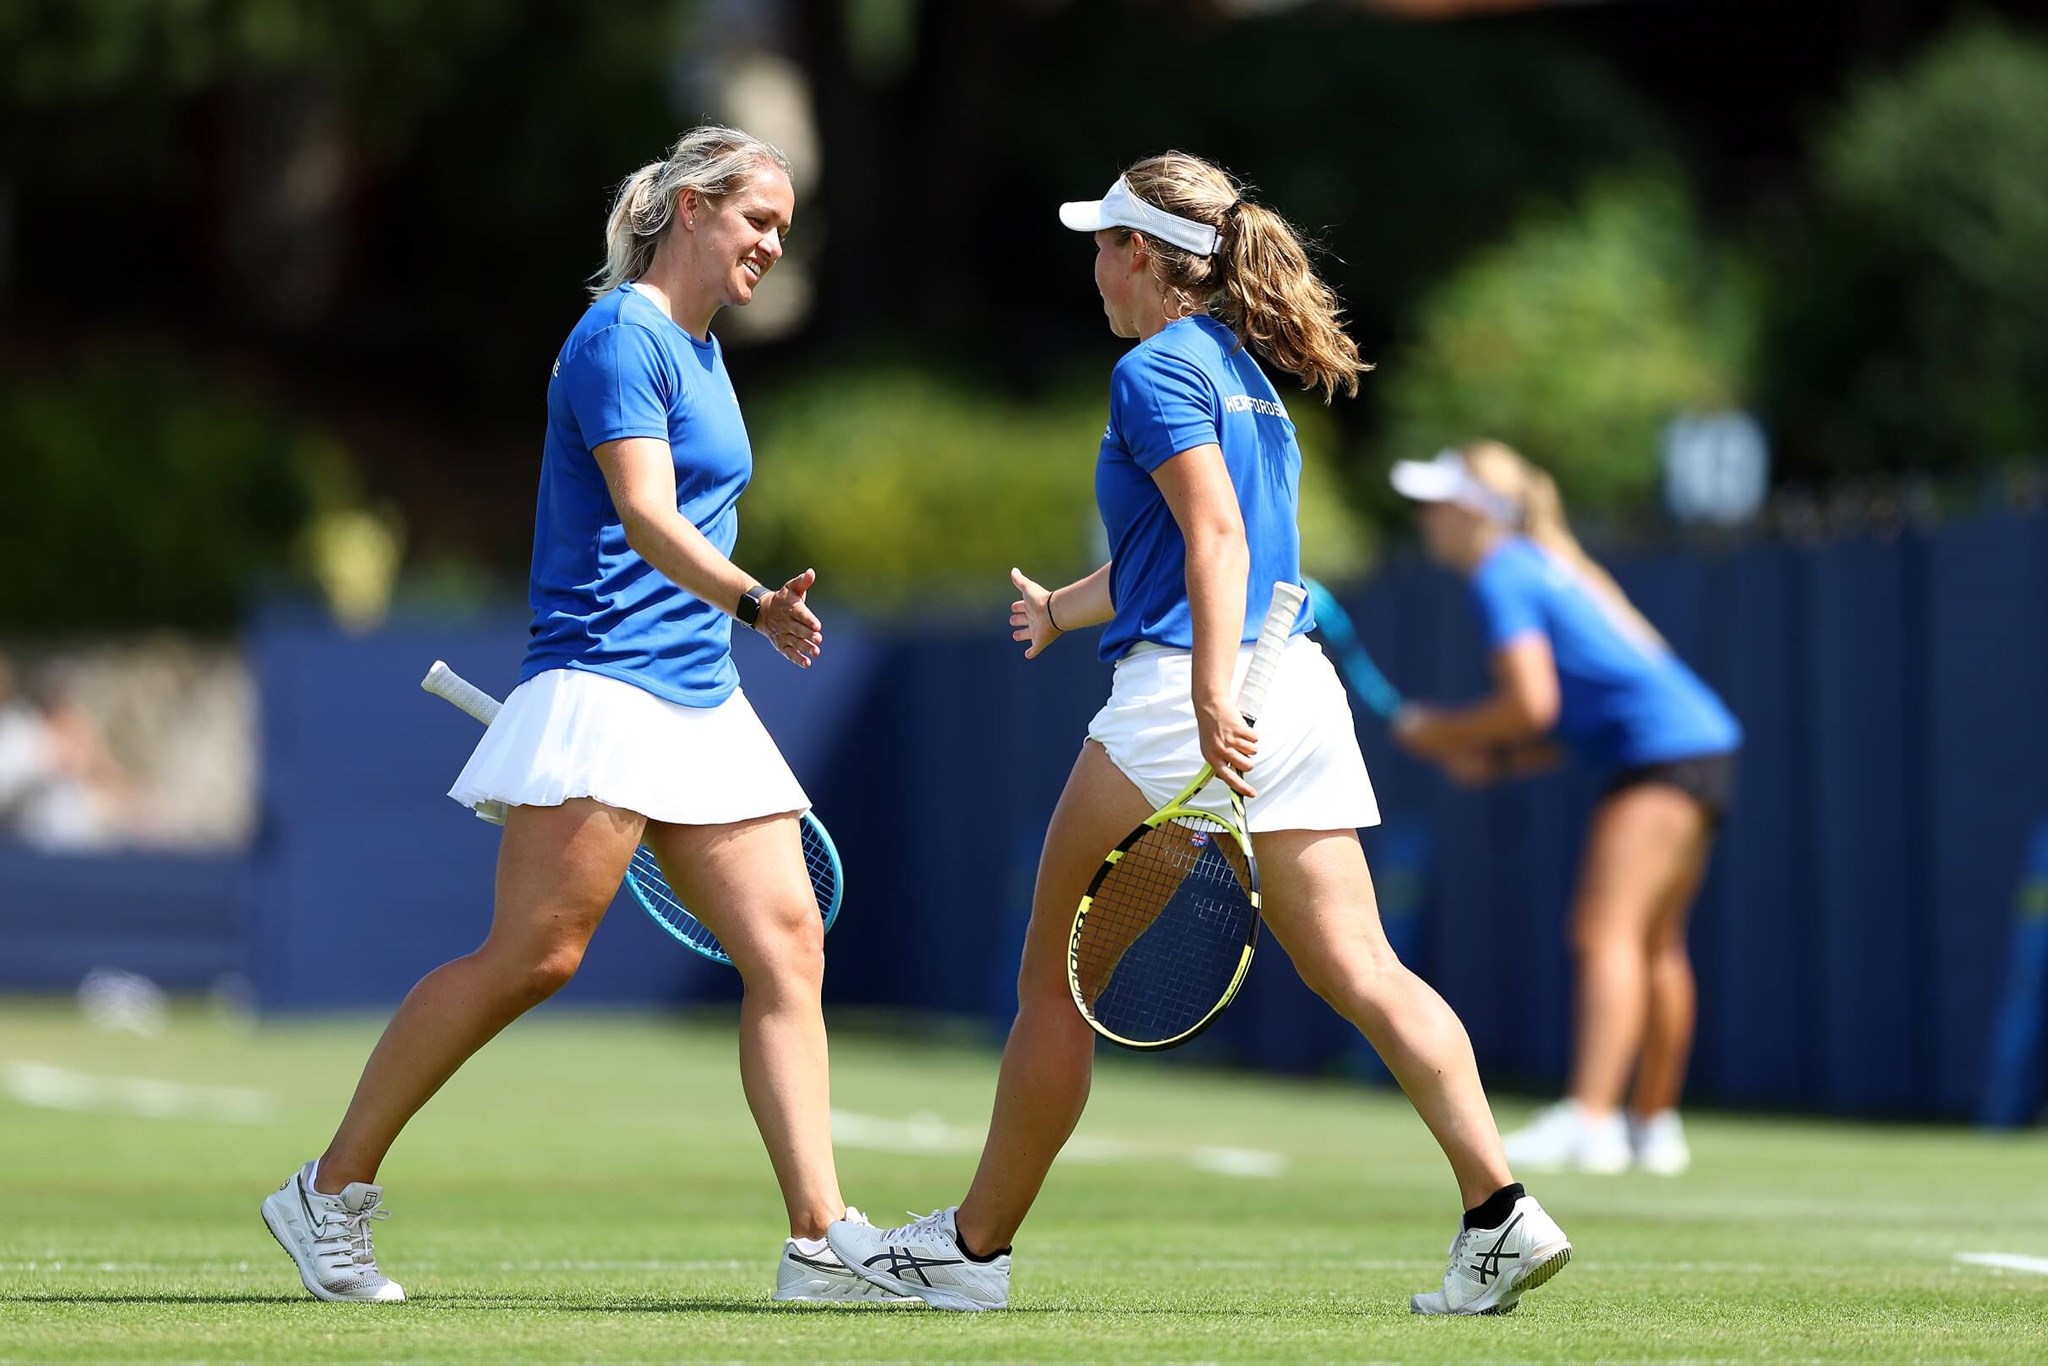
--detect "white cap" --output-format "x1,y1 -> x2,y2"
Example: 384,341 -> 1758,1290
1389,450 -> 1518,524
1059,176 -> 1220,256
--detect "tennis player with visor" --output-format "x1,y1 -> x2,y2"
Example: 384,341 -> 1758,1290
828,156 -> 1573,1316
261,126 -> 902,1306
1390,441 -> 1742,1176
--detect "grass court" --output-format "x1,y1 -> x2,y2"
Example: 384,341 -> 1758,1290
2,1002 -> 2044,1364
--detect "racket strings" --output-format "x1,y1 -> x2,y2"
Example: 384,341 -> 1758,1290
800,820 -> 837,916
629,816 -> 841,964
628,845 -> 724,955
1076,813 -> 1257,1044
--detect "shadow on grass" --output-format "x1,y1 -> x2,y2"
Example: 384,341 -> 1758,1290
1,1294 -> 310,1305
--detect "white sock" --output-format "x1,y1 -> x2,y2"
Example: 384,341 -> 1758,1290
792,1235 -> 828,1256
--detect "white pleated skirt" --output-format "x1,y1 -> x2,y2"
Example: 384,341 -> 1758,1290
447,667 -> 809,826
1088,634 -> 1381,834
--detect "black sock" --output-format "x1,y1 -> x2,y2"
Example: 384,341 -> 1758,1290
1462,1182 -> 1525,1231
954,1231 -> 1011,1263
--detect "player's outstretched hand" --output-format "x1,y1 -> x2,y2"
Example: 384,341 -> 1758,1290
1010,567 -> 1061,660
1391,701 -> 1450,757
1438,748 -> 1499,789
758,568 -> 823,668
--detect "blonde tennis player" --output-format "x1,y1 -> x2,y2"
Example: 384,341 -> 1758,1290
262,126 -> 899,1305
827,154 -> 1572,1316
1391,442 -> 1742,1176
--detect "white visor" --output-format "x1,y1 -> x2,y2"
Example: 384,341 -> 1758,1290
1058,176 -> 1220,256
1389,451 -> 1518,524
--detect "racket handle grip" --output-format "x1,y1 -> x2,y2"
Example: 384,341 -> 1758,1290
1237,581 -> 1308,723
421,660 -> 504,724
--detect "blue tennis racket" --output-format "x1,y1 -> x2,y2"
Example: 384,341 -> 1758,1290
421,661 -> 843,965
1303,577 -> 1403,721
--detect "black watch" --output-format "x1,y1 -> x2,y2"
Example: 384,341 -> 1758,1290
735,584 -> 771,629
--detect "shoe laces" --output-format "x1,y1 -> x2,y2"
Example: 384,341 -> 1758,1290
314,1195 -> 391,1268
887,1208 -> 954,1247
1442,1226 -> 1478,1282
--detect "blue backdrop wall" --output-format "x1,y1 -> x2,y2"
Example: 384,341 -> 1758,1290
6,510 -> 2046,1122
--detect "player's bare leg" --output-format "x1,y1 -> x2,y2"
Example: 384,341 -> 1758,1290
647,811 -> 845,1241
1255,828 -> 1512,1209
318,798 -> 640,1188
266,799 -> 637,1303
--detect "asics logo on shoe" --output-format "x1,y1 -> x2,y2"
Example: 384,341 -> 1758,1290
1468,1213 -> 1524,1284
863,1247 -> 965,1288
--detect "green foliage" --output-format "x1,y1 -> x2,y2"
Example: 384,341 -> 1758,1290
1767,18 -> 2048,476
0,0 -> 516,122
1381,176 -> 1756,511
0,348 -> 367,630
740,367 -> 1372,611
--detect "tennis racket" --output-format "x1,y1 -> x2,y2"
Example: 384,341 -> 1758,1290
1303,577 -> 1403,721
1068,581 -> 1307,1051
419,661 -> 843,966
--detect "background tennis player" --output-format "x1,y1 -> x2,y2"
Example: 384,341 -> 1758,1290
1389,442 -> 1743,1175
828,154 -> 1572,1317
261,126 -> 899,1305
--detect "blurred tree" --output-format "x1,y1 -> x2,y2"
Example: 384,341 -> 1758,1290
740,365 -> 1371,611
0,346 -> 374,630
789,1 -> 1674,398
0,0 -> 675,338
1379,174 -> 1756,511
0,0 -> 527,324
1763,17 -> 2048,479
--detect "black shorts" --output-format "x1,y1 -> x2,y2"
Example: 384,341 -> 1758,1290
1600,750 -> 1739,827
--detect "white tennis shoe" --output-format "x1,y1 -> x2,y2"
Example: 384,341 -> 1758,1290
260,1160 -> 404,1302
774,1208 -> 921,1303
825,1206 -> 1010,1311
1501,1100 -> 1632,1174
1630,1109 -> 1692,1175
1410,1195 -> 1572,1316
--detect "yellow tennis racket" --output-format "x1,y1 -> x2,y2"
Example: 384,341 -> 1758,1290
1068,581 -> 1308,1051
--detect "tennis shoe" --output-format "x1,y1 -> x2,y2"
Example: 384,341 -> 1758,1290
1410,1195 -> 1571,1316
826,1206 -> 1009,1311
260,1160 -> 404,1302
774,1208 -> 921,1303
1630,1109 -> 1691,1175
1501,1100 -> 1631,1174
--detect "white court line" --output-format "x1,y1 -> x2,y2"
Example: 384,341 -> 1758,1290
1188,1146 -> 1289,1178
2,1061 -> 275,1124
1956,1251 -> 2048,1276
832,1109 -> 1287,1178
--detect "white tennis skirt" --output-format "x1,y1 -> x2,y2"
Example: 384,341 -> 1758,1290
1088,635 -> 1381,834
447,667 -> 809,826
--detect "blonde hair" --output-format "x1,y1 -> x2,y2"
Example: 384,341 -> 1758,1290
1459,441 -> 1669,651
590,126 -> 793,298
1115,152 -> 1372,402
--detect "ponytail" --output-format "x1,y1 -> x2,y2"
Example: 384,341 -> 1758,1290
594,163 -> 672,298
1219,202 -> 1371,402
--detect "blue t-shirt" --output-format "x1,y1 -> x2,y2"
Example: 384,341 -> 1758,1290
519,283 -> 751,707
1096,316 -> 1312,661
1471,537 -> 1742,771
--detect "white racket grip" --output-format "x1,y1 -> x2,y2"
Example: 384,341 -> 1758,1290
421,660 -> 503,724
1236,581 -> 1308,724
421,662 -> 509,824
